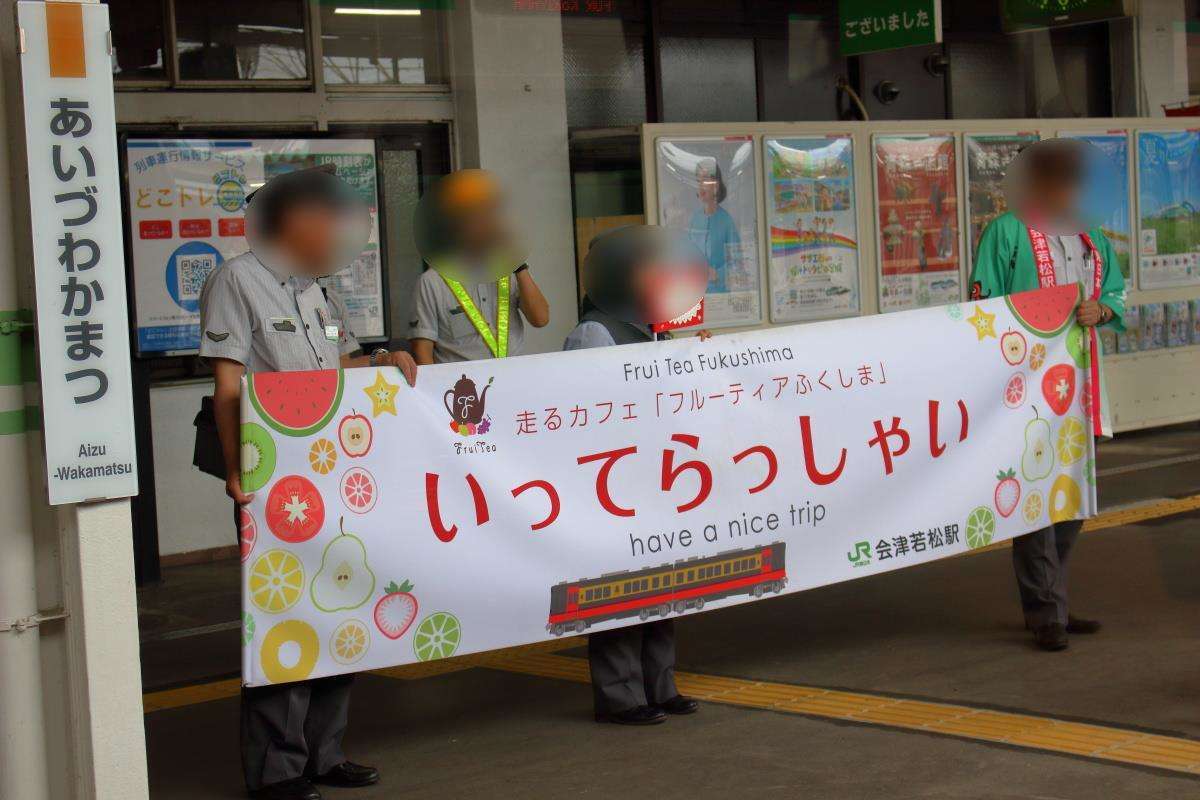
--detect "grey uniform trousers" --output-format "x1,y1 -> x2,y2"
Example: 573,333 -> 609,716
1012,519 -> 1084,627
236,505 -> 350,790
588,619 -> 679,714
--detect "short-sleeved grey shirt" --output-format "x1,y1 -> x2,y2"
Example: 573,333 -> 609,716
408,268 -> 525,363
199,251 -> 360,374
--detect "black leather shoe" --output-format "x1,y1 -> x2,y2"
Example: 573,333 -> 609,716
249,777 -> 321,800
1033,622 -> 1069,651
313,762 -> 379,788
1066,615 -> 1101,635
654,695 -> 699,715
595,705 -> 667,725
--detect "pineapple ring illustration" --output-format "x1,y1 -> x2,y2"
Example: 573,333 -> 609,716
260,619 -> 319,684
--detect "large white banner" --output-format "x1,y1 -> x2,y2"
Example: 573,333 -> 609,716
18,1 -> 138,504
241,287 -> 1096,686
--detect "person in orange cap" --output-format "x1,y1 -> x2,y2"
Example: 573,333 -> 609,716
409,169 -> 550,363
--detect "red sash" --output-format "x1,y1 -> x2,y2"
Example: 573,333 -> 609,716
1025,227 -> 1104,433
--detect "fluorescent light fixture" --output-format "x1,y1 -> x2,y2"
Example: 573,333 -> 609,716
334,7 -> 421,14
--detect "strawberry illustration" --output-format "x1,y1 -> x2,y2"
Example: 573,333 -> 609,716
994,468 -> 1021,518
373,580 -> 418,640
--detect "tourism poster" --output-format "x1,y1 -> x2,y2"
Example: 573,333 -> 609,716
873,134 -> 961,312
656,136 -> 763,327
763,136 -> 860,323
125,139 -> 386,355
965,132 -> 1039,271
1135,130 -> 1200,289
1061,130 -> 1133,287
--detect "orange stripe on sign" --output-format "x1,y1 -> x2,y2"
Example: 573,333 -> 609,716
46,2 -> 86,79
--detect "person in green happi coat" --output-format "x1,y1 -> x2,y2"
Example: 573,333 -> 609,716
969,141 -> 1126,653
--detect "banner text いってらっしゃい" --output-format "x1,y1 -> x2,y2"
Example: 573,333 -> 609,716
240,286 -> 1096,686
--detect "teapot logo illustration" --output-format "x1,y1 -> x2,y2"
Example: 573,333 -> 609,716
444,374 -> 493,437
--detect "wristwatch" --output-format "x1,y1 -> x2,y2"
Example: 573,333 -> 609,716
513,264 -> 529,275
369,348 -> 389,367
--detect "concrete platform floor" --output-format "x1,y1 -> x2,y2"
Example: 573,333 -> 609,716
141,424 -> 1200,798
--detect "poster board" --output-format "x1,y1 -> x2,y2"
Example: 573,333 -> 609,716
125,138 -> 386,355
654,136 -> 763,328
963,132 -> 1039,272
763,136 -> 861,323
1135,130 -> 1200,290
1060,130 -> 1133,288
872,134 -> 961,312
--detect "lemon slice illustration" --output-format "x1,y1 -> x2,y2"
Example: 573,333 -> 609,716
330,619 -> 370,666
249,549 -> 305,614
412,612 -> 461,662
1055,417 -> 1086,466
1023,491 -> 1044,525
965,506 -> 996,550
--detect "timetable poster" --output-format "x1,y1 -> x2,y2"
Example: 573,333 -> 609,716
656,136 -> 763,328
873,135 -> 961,312
965,132 -> 1038,270
1061,130 -> 1132,286
763,136 -> 860,323
1136,130 -> 1200,290
125,139 -> 385,355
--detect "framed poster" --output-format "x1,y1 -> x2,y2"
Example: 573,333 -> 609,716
964,132 -> 1038,271
1060,130 -> 1133,287
655,136 -> 763,328
873,134 -> 961,312
763,136 -> 860,322
1135,130 -> 1200,290
125,138 -> 386,355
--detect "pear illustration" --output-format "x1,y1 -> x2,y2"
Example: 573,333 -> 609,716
311,517 -> 377,613
1020,407 -> 1054,482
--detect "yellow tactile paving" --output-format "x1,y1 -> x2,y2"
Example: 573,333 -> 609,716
143,496 -> 1200,774
480,651 -> 1200,776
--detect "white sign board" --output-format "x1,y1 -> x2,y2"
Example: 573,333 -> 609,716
125,138 -> 386,354
19,1 -> 138,504
240,286 -> 1096,685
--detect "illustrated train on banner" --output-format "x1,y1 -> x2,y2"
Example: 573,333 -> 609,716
240,285 -> 1097,686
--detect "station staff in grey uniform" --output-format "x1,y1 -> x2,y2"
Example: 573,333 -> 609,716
564,226 -> 705,726
408,169 -> 549,364
200,166 -> 416,800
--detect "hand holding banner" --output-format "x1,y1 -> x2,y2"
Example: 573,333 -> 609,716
241,286 -> 1095,686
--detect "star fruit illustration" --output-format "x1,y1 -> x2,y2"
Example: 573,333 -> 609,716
966,306 -> 997,341
362,370 -> 400,417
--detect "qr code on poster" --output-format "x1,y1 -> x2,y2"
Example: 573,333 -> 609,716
177,255 -> 216,301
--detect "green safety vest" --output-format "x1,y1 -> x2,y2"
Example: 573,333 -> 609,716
442,274 -> 510,358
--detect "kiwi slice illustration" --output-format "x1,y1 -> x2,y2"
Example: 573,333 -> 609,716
240,423 -> 277,492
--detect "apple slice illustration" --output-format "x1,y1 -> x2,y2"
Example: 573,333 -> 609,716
373,580 -> 418,640
338,410 -> 373,458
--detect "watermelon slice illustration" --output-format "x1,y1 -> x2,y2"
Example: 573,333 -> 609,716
248,369 -> 345,437
1005,284 -> 1081,339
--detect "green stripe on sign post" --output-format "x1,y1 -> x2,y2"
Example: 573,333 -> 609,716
0,309 -> 34,387
0,310 -> 36,435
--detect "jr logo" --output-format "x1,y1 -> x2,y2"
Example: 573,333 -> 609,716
847,541 -> 871,567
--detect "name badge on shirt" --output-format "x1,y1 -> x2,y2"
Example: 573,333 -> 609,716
324,324 -> 340,342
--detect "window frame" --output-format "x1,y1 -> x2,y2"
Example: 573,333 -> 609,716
113,0 -> 452,93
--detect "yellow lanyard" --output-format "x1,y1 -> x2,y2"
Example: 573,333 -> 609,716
443,275 -> 509,358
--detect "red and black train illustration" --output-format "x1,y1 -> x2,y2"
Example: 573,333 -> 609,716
547,542 -> 787,636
